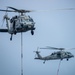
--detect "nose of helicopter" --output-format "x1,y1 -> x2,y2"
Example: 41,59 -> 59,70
72,55 -> 74,57
26,22 -> 35,25
71,54 -> 74,58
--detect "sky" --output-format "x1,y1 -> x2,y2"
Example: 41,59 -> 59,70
0,0 -> 75,75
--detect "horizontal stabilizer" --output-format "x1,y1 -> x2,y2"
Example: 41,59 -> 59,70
34,57 -> 40,59
0,29 -> 8,32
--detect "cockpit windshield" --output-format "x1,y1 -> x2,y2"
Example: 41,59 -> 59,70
20,16 -> 34,23
20,17 -> 26,22
67,52 -> 71,54
29,18 -> 33,22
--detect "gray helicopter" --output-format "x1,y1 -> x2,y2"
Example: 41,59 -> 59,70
0,7 -> 35,40
34,47 -> 74,64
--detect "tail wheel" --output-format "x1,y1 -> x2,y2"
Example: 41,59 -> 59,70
31,30 -> 34,35
10,36 -> 12,41
67,59 -> 69,61
10,34 -> 13,41
43,60 -> 46,64
14,31 -> 16,35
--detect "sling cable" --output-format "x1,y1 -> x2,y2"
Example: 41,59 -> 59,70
56,60 -> 61,75
21,32 -> 23,75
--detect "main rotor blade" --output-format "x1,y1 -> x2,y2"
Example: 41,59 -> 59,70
8,6 -> 33,13
40,47 -> 52,49
0,9 -> 16,12
40,46 -> 75,51
57,8 -> 75,10
46,46 -> 61,50
65,48 -> 75,50
40,46 -> 65,50
32,8 -> 75,12
1,7 -> 75,13
8,6 -> 19,11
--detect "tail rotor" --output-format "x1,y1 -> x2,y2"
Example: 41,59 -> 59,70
34,47 -> 40,58
1,7 -> 8,27
1,17 -> 5,27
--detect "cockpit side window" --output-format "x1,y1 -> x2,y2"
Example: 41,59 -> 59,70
20,17 -> 26,22
29,18 -> 33,22
67,52 -> 70,54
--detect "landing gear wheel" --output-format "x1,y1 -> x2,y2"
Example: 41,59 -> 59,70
14,31 -> 16,35
43,62 -> 45,64
67,59 -> 69,61
43,60 -> 46,64
10,34 -> 13,41
10,37 -> 12,41
31,30 -> 34,35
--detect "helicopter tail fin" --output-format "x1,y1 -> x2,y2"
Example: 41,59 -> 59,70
3,14 -> 11,30
0,29 -> 8,32
34,51 -> 42,59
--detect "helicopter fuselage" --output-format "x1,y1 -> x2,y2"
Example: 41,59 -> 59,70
8,15 -> 35,34
0,14 -> 35,40
35,51 -> 74,63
